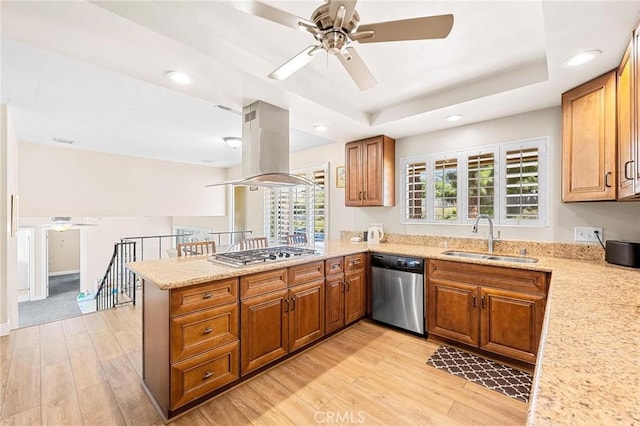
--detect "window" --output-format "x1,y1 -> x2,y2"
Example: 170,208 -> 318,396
401,138 -> 546,226
264,165 -> 327,244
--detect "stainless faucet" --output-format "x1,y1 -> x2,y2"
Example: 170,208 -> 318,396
472,214 -> 496,253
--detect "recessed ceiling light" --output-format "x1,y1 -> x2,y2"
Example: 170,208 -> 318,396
314,124 -> 328,132
165,70 -> 194,85
53,137 -> 74,144
446,114 -> 463,122
223,137 -> 242,149
563,50 -> 601,67
202,159 -> 214,163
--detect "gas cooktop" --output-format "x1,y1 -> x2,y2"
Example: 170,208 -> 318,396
208,246 -> 317,267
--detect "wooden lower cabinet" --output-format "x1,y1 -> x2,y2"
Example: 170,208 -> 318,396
344,268 -> 366,325
240,289 -> 289,375
288,280 -> 325,351
325,272 -> 345,334
480,287 -> 545,363
427,260 -> 548,364
428,280 -> 479,347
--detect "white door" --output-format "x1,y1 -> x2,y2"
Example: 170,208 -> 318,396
16,229 -> 33,302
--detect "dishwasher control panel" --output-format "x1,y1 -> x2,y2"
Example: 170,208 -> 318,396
371,254 -> 424,274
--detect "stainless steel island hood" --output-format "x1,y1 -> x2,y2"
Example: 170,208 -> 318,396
207,101 -> 315,188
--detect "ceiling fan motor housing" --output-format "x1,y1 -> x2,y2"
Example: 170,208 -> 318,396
311,3 -> 360,54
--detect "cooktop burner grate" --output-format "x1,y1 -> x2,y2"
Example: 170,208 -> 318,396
208,246 -> 317,267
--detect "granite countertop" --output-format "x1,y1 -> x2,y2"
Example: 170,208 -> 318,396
126,239 -> 640,424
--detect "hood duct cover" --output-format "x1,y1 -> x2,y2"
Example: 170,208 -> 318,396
207,101 -> 315,188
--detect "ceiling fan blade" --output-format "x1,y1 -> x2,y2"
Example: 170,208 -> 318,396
329,0 -> 357,27
234,0 -> 315,31
356,14 -> 454,43
337,47 -> 376,90
268,45 -> 322,80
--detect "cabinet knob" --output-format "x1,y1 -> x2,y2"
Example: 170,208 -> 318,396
203,371 -> 214,380
202,327 -> 213,335
202,292 -> 213,299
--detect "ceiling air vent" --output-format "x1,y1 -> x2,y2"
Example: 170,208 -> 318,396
215,105 -> 241,116
53,137 -> 74,145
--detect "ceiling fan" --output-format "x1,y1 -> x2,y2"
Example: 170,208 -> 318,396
44,217 -> 99,231
235,0 -> 454,90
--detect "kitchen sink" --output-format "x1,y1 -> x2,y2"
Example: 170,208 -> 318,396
441,250 -> 538,263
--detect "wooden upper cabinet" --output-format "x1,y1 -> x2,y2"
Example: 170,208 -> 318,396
345,135 -> 395,207
562,70 -> 617,201
634,21 -> 640,195
618,40 -> 636,199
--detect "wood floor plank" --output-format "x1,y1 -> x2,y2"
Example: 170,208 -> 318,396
40,334 -> 69,367
125,350 -> 143,379
110,380 -> 160,426
77,381 -> 126,426
41,360 -> 76,405
165,408 -> 211,426
41,394 -> 83,426
0,405 -> 40,426
88,330 -> 123,359
39,321 -> 65,342
1,347 -> 40,418
69,357 -> 106,392
245,373 -> 319,425
225,384 -> 295,426
62,316 -> 86,336
448,400 -> 526,426
199,394 -> 252,426
83,313 -> 111,334
266,364 -> 333,410
99,353 -> 139,389
11,327 -> 39,352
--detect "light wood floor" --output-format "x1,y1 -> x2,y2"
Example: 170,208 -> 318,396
0,303 -> 527,425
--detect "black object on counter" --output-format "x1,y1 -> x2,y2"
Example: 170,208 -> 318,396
605,240 -> 640,268
363,231 -> 368,242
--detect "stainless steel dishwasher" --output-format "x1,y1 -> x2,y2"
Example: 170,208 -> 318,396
371,254 -> 425,335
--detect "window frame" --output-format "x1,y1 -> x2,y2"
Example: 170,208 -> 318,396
400,138 -> 547,227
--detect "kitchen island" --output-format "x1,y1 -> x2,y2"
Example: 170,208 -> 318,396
127,239 -> 640,424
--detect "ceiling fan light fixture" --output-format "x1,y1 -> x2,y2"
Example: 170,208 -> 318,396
446,114 -> 463,122
165,70 -> 194,85
223,137 -> 242,149
563,50 -> 601,67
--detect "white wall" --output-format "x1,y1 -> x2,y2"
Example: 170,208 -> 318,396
18,142 -> 228,217
1,105 -> 19,334
275,106 -> 640,243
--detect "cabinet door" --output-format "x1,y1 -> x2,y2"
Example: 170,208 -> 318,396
562,71 -> 617,201
634,22 -> 640,194
288,280 -> 325,351
325,273 -> 345,334
240,289 -> 288,375
427,280 -> 479,347
479,287 -> 545,364
344,270 -> 366,325
345,141 -> 363,206
362,137 -> 384,206
618,41 -> 636,199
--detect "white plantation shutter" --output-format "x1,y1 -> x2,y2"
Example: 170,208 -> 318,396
264,165 -> 327,245
433,157 -> 458,221
401,138 -> 547,227
466,151 -> 497,220
403,159 -> 427,220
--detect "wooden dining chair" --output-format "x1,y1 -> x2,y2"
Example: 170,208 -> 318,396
176,241 -> 216,257
286,234 -> 307,246
241,237 -> 269,250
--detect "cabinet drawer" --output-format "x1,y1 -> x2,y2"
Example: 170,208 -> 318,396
171,341 -> 239,409
344,253 -> 366,272
429,260 -> 548,294
240,268 -> 287,299
171,278 -> 238,316
288,261 -> 325,286
171,303 -> 239,362
325,257 -> 344,275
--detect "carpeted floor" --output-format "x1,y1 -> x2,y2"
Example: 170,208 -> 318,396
18,273 -> 82,328
427,345 -> 532,402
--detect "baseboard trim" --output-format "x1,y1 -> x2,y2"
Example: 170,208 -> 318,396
0,321 -> 11,336
49,270 -> 80,277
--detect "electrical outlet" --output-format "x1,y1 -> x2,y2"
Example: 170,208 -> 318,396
574,227 -> 603,242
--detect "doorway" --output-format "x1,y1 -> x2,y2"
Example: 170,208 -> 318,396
16,228 -> 34,302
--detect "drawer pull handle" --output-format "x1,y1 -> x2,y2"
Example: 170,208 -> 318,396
203,371 -> 214,380
345,280 -> 350,291
203,327 -> 213,335
472,295 -> 476,308
625,160 -> 634,180
332,264 -> 339,269
605,172 -> 612,188
363,191 -> 366,200
481,296 -> 486,309
284,299 -> 289,313
341,281 -> 345,293
202,292 -> 213,299
350,259 -> 361,265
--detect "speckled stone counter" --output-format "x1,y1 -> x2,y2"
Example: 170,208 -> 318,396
127,239 -> 640,424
